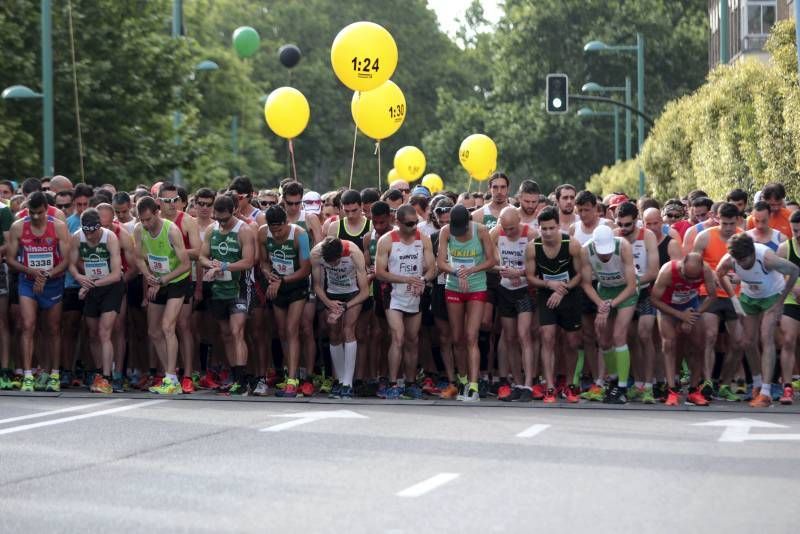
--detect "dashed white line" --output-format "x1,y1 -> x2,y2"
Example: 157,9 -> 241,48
0,400 -> 166,436
516,424 -> 551,438
0,399 -> 125,425
396,473 -> 460,497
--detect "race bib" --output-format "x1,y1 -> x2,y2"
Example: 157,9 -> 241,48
273,256 -> 295,276
543,271 -> 570,283
27,252 -> 54,270
672,289 -> 694,305
452,257 -> 475,270
147,254 -> 170,274
216,270 -> 232,281
85,260 -> 110,280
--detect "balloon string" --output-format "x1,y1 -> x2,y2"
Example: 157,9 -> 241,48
348,120 -> 358,189
288,138 -> 298,181
376,141 -> 381,191
467,175 -> 472,193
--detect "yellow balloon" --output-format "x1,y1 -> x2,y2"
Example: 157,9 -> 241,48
421,173 -> 444,194
393,146 -> 426,182
387,168 -> 401,183
459,134 -> 497,180
264,87 -> 310,139
351,81 -> 406,140
331,21 -> 398,92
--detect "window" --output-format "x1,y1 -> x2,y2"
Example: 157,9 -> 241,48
747,0 -> 776,34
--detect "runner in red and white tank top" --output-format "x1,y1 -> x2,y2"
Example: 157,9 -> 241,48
19,216 -> 64,280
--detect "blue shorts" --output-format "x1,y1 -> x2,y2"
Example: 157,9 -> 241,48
18,277 -> 64,310
660,296 -> 700,314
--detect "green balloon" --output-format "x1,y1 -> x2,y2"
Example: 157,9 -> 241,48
233,26 -> 260,58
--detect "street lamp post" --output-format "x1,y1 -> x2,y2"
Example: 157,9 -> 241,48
584,33 -> 646,196
577,107 -> 619,164
581,78 -> 631,160
1,0 -> 54,177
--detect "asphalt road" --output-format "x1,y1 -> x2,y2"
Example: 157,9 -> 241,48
0,393 -> 798,533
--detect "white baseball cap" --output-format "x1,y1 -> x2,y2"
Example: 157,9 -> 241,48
592,224 -> 615,255
302,191 -> 322,213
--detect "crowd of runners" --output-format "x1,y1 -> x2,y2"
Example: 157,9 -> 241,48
0,172 -> 799,407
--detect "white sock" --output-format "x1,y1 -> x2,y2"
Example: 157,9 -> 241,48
343,341 -> 357,387
752,374 -> 763,388
166,373 -> 178,383
24,369 -> 33,378
330,344 -> 345,380
51,369 -> 60,377
760,383 -> 771,396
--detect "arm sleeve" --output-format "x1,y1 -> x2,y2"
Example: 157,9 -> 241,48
298,231 -> 310,261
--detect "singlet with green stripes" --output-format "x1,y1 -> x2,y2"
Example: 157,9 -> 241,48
786,238 -> 800,305
266,224 -> 304,291
588,238 -> 626,288
209,220 -> 244,299
78,228 -> 112,280
141,219 -> 188,284
446,222 -> 486,292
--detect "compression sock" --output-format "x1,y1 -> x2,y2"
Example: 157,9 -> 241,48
603,349 -> 617,379
615,345 -> 631,388
329,344 -> 345,381
343,341 -> 357,387
573,350 -> 585,385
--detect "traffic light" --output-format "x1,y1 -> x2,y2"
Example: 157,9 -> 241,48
546,74 -> 569,114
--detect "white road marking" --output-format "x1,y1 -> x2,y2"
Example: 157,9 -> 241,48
0,399 -> 125,425
260,409 -> 367,432
516,424 -> 551,438
693,418 -> 800,443
0,400 -> 166,436
396,473 -> 460,498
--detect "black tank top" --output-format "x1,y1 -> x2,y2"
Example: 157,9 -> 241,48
657,234 -> 672,267
337,217 -> 371,251
534,233 -> 575,290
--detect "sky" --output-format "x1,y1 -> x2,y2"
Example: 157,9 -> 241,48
427,0 -> 503,38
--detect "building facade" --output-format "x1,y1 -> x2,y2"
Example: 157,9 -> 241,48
708,0 -> 793,69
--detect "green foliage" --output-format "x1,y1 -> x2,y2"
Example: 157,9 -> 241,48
585,158 -> 644,198
641,19 -> 800,202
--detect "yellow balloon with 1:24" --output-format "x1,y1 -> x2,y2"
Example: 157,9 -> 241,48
350,80 -> 406,140
459,133 -> 497,181
393,146 -> 426,182
331,21 -> 398,92
421,173 -> 444,194
263,87 -> 310,139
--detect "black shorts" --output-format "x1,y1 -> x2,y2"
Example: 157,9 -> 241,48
497,286 -> 534,318
431,284 -> 448,321
151,277 -> 192,306
702,296 -> 738,322
783,303 -> 800,322
327,291 -> 358,303
127,275 -> 145,309
580,281 -> 599,315
84,281 -> 125,318
272,282 -> 309,309
63,286 -> 85,313
193,282 -> 213,312
210,297 -> 250,321
537,289 -> 582,332
420,285 -> 434,326
373,280 -> 386,319
485,272 -> 500,305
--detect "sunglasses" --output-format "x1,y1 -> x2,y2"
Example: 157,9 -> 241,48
617,221 -> 635,228
159,197 -> 180,204
398,188 -> 410,193
196,200 -> 213,208
284,200 -> 302,207
400,220 -> 417,228
304,200 -> 322,206
434,206 -> 452,215
56,203 -> 72,210
259,201 -> 276,208
664,212 -> 681,219
82,224 -> 101,233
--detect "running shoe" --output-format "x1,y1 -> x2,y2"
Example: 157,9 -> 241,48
500,386 -> 521,402
384,385 -> 403,400
779,385 -> 794,405
148,377 -> 182,395
564,384 -> 580,403
439,383 -> 458,400
749,393 -> 771,408
198,372 -> 221,390
421,377 -> 441,396
376,381 -> 388,399
319,376 -> 334,394
340,385 -> 354,399
456,381 -> 466,402
252,378 -> 270,396
742,384 -> 755,401
0,374 -> 10,390
478,379 -> 490,399
665,389 -> 680,406
652,382 -> 667,402
735,380 -> 747,395
227,382 -> 248,396
514,387 -> 533,403
603,386 -> 627,405
792,379 -> 800,392
299,380 -> 315,397
181,376 -> 195,394
34,372 -> 49,391
60,370 -> 72,388
20,375 -> 35,392
700,380 -> 714,402
580,384 -> 605,402
497,383 -> 513,401
90,375 -> 112,394
641,387 -> 656,404
463,384 -> 480,403
627,386 -> 644,402
152,375 -> 164,388
112,376 -> 125,393
685,389 -> 709,406
543,388 -> 557,404
276,379 -> 299,398
403,383 -> 423,400
191,371 -> 201,389
10,374 -> 22,390
714,384 -> 740,402
771,384 -> 783,402
45,374 -> 60,392
329,382 -> 342,399
531,383 -> 546,401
